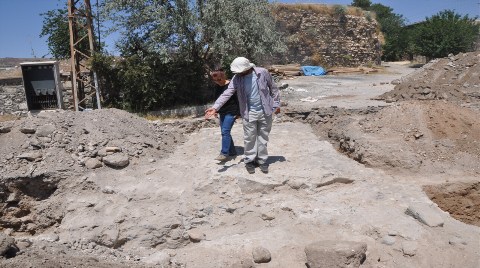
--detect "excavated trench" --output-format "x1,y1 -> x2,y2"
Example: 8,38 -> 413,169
0,174 -> 62,235
284,106 -> 480,228
424,182 -> 480,227
1,104 -> 479,256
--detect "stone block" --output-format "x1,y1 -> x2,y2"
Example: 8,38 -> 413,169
305,240 -> 367,268
405,203 -> 444,227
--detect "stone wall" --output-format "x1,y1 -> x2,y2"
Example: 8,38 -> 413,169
273,4 -> 381,67
0,78 -> 28,116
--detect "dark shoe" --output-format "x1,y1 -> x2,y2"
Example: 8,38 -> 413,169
259,163 -> 269,173
245,162 -> 255,174
214,154 -> 229,162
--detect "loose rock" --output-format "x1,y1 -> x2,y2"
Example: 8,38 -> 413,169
402,241 -> 418,256
0,233 -> 17,257
102,154 -> 130,168
19,127 -> 36,134
187,229 -> 205,243
35,124 -> 55,137
405,203 -> 444,227
143,251 -> 171,266
305,240 -> 367,268
85,158 -> 102,169
381,235 -> 396,245
252,246 -> 271,263
16,152 -> 43,161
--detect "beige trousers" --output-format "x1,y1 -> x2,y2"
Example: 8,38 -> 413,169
242,112 -> 273,164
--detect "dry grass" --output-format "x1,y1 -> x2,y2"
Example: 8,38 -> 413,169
142,113 -> 193,121
0,114 -> 19,122
273,3 -> 367,17
143,114 -> 166,121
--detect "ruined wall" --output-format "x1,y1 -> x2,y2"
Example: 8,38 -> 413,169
0,78 -> 28,116
273,5 -> 381,67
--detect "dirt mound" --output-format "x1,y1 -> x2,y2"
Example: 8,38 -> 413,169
0,109 -> 182,180
377,52 -> 480,102
0,109 -> 218,235
0,109 -> 218,180
322,101 -> 480,175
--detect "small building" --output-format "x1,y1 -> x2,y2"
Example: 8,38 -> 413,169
20,61 -> 64,110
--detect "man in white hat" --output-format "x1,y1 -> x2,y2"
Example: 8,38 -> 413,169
205,57 -> 280,174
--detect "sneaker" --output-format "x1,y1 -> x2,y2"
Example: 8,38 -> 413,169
259,163 -> 269,173
214,154 -> 229,162
245,162 -> 255,174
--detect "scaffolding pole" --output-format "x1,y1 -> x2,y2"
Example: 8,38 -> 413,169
68,0 -> 101,111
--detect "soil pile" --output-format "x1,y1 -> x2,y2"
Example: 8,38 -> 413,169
0,109 -> 217,181
0,109 -> 186,181
377,52 -> 480,102
323,101 -> 480,175
314,52 -> 480,175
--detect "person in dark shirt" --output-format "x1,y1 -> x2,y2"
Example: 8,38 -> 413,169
210,66 -> 240,162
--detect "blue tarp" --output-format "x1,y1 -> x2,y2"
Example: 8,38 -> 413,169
301,66 -> 327,76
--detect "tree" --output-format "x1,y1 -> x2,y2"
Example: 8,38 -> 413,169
89,0 -> 286,112
102,0 -> 285,68
368,4 -> 406,61
412,10 -> 479,59
40,4 -> 101,59
42,0 -> 285,112
40,8 -> 71,59
349,2 -> 406,60
351,0 -> 371,9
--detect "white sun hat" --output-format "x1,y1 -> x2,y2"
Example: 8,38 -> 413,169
230,57 -> 255,73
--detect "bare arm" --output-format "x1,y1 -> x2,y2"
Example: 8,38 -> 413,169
205,81 -> 237,119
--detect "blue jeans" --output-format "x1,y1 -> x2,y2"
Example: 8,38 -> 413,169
219,113 -> 237,156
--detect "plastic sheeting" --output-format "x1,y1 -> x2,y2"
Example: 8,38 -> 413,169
301,66 -> 327,76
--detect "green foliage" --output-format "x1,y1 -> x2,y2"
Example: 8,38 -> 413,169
89,53 -> 120,106
364,11 -> 372,22
356,3 -> 405,61
94,0 -> 285,111
333,5 -> 347,17
42,0 -> 286,112
40,4 -> 102,59
200,0 -> 286,66
102,0 -> 285,67
40,8 -> 72,59
370,4 -> 404,36
351,0 -> 371,9
91,52 -> 207,113
411,10 -> 479,59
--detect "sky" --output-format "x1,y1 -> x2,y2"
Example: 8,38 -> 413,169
0,0 -> 479,58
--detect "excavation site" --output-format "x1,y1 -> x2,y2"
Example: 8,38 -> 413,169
0,51 -> 479,268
